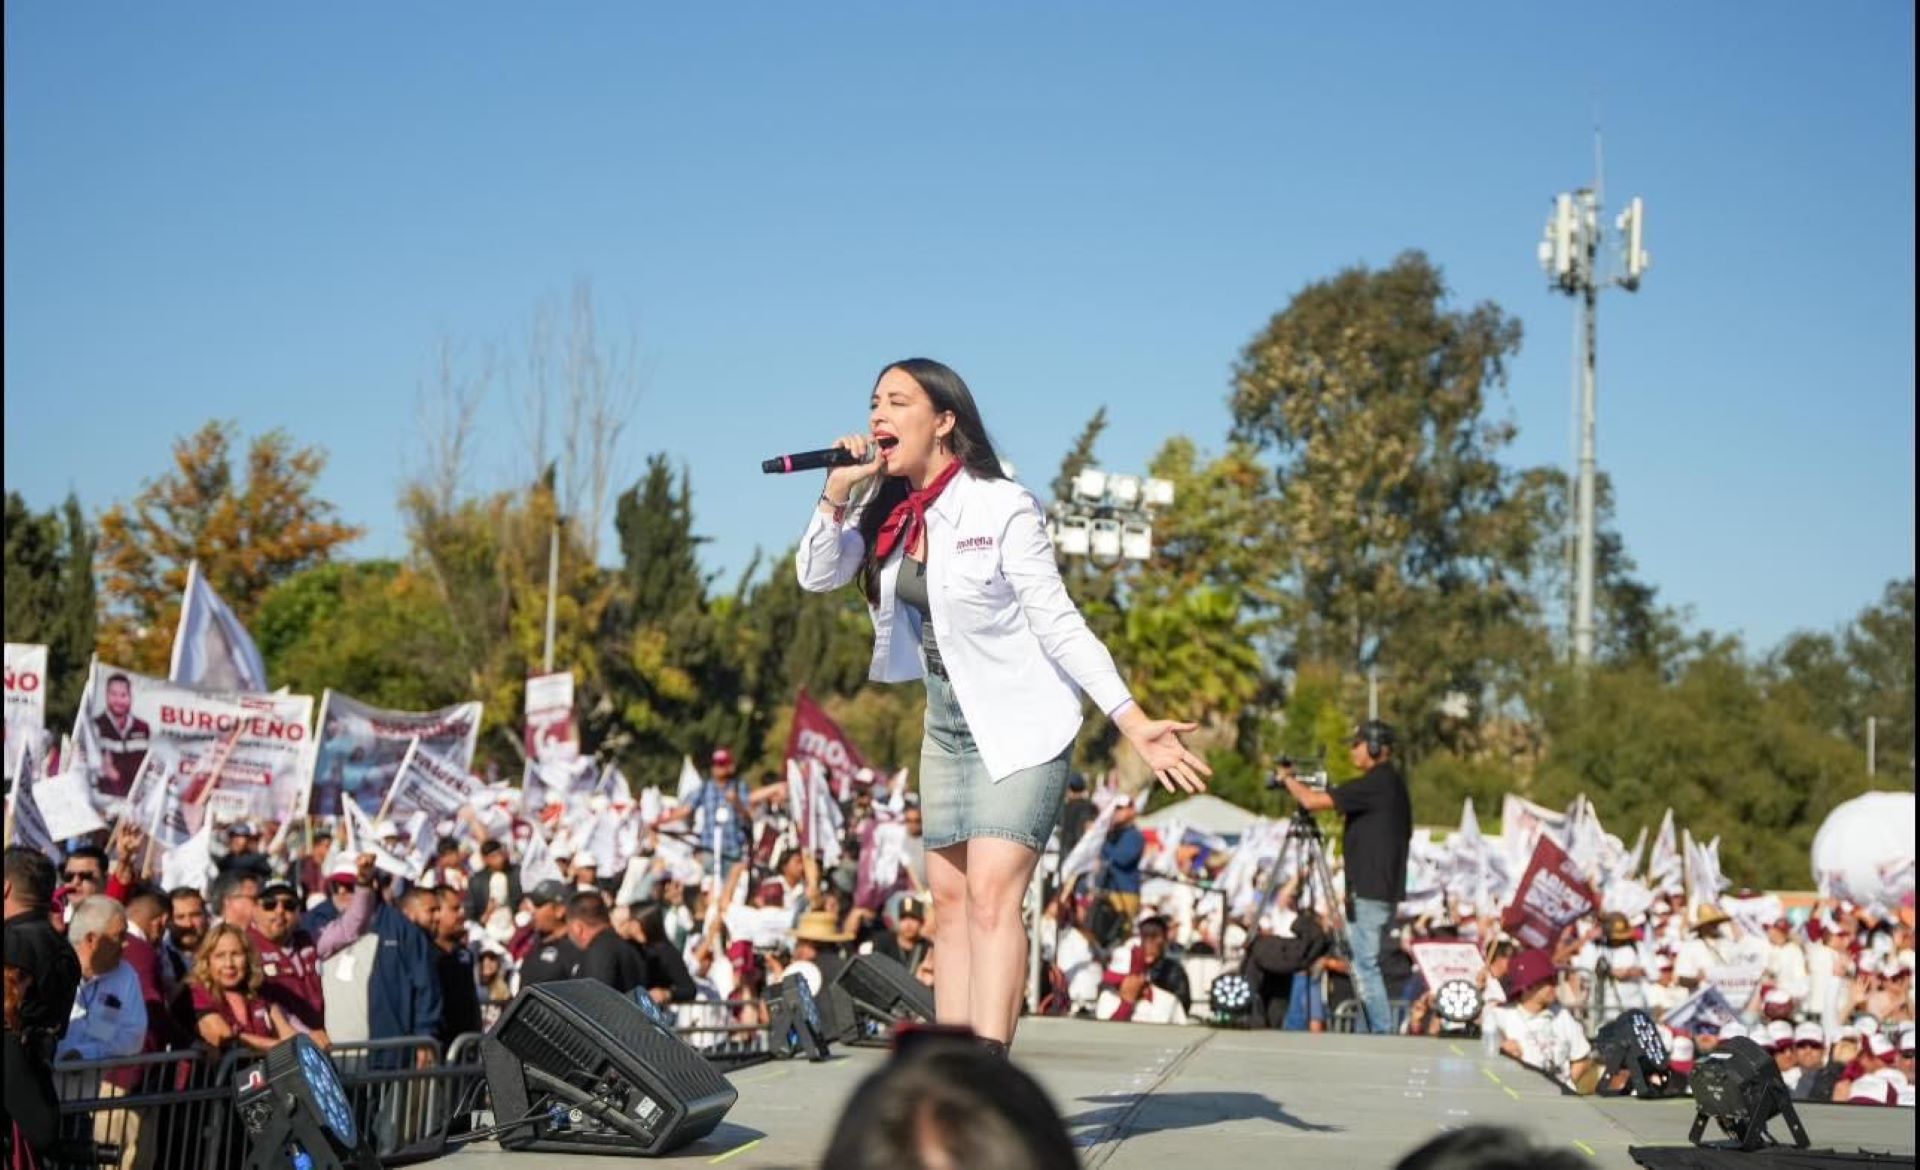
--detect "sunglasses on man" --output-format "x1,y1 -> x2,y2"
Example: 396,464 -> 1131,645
62,868 -> 102,884
261,896 -> 302,912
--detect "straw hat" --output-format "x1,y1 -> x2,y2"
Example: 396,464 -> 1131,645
1690,904 -> 1731,932
792,911 -> 854,945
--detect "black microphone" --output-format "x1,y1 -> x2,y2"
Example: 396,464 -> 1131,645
761,446 -> 877,474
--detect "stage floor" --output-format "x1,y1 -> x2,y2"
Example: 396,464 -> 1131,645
447,1018 -> 1916,1169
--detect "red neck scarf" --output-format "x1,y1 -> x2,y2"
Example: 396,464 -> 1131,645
873,460 -> 963,563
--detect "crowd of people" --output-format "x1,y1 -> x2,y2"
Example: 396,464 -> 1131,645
2,735 -> 1913,1166
0,745 -> 949,1166
1030,773 -> 1917,1110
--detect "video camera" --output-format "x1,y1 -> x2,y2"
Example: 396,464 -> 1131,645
1266,753 -> 1329,793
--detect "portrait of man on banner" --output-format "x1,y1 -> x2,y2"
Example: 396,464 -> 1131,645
91,670 -> 152,799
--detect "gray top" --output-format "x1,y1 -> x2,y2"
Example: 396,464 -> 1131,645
893,554 -> 945,675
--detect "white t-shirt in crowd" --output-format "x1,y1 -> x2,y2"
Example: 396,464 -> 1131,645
1054,927 -> 1104,1014
1486,1004 -> 1592,1087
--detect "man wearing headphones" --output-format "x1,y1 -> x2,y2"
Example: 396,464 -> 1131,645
1284,720 -> 1412,1035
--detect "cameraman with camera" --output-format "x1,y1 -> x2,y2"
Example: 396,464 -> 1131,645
1283,721 -> 1411,1035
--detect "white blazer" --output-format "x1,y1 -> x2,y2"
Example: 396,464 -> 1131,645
795,470 -> 1133,782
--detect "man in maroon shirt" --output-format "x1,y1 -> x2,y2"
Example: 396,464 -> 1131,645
248,867 -> 378,1048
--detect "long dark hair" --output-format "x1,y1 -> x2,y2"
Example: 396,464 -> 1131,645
855,358 -> 1005,605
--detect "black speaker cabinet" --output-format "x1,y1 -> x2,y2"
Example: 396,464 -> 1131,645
833,952 -> 935,1044
482,979 -> 736,1156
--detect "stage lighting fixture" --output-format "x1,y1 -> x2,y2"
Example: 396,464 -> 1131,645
233,1033 -> 380,1170
1209,972 -> 1254,1018
1088,518 -> 1123,561
1105,474 -> 1141,508
1143,478 -> 1175,509
1055,515 -> 1091,557
769,973 -> 834,1061
1432,979 -> 1484,1031
1686,1036 -> 1810,1151
1119,521 -> 1152,561
1593,1009 -> 1681,1099
1071,468 -> 1108,505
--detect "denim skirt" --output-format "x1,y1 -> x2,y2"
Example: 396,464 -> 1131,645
919,669 -> 1072,852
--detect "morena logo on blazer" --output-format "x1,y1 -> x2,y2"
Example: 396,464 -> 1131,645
955,536 -> 996,552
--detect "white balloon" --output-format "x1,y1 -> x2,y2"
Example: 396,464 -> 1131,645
1811,791 -> 1916,912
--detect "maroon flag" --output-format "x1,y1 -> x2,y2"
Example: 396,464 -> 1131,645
784,689 -> 869,799
1501,835 -> 1599,950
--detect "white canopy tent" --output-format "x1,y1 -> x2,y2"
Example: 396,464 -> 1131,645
1138,793 -> 1261,841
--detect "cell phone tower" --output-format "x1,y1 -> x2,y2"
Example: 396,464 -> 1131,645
1537,130 -> 1651,666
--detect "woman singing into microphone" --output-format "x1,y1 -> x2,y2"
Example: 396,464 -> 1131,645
795,358 -> 1211,1057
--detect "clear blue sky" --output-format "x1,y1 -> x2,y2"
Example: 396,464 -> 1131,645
5,4 -> 1912,653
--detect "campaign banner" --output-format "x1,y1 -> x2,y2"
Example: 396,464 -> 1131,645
785,689 -> 870,800
169,561 -> 270,693
378,739 -> 482,877
524,671 -> 579,764
1663,986 -> 1738,1036
5,734 -> 58,861
77,660 -> 313,827
310,691 -> 481,817
1410,941 -> 1486,993
4,643 -> 49,782
1499,794 -> 1568,865
1500,835 -> 1600,950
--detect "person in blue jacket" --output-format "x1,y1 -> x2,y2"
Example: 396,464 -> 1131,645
1098,796 -> 1146,923
305,870 -> 440,1064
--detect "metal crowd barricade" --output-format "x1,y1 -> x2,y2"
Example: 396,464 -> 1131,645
1328,998 -> 1414,1034
47,1047 -> 232,1170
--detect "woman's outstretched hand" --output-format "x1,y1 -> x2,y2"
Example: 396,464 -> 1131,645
1116,707 -> 1213,794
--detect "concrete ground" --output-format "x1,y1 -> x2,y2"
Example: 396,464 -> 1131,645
445,1018 -> 1915,1169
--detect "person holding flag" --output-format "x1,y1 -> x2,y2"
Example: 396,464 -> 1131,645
654,748 -> 751,870
795,359 -> 1210,1059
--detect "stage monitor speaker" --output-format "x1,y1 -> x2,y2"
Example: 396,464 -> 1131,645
482,978 -> 737,1157
833,952 -> 935,1044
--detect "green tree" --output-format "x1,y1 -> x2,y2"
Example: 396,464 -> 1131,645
3,493 -> 97,730
1770,577 -> 1914,787
402,473 -> 613,770
1532,641 -> 1870,889
95,421 -> 362,672
254,561 -> 469,711
1229,251 -> 1553,756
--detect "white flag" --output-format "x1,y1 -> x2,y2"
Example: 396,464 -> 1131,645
677,755 -> 702,802
160,817 -> 216,894
519,825 -> 563,891
169,560 -> 269,693
37,765 -> 106,842
1647,809 -> 1682,895
1057,793 -> 1118,892
342,796 -> 412,878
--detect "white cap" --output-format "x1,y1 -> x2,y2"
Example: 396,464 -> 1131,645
1766,1020 -> 1795,1049
1899,1026 -> 1916,1054
1793,1022 -> 1826,1045
1856,1015 -> 1882,1036
1112,793 -> 1135,810
1670,1036 -> 1696,1062
1868,1032 -> 1896,1059
1846,1072 -> 1896,1105
1719,1022 -> 1748,1042
1763,988 -> 1793,1007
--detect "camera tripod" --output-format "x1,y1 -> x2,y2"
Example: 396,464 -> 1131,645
1251,806 -> 1350,961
